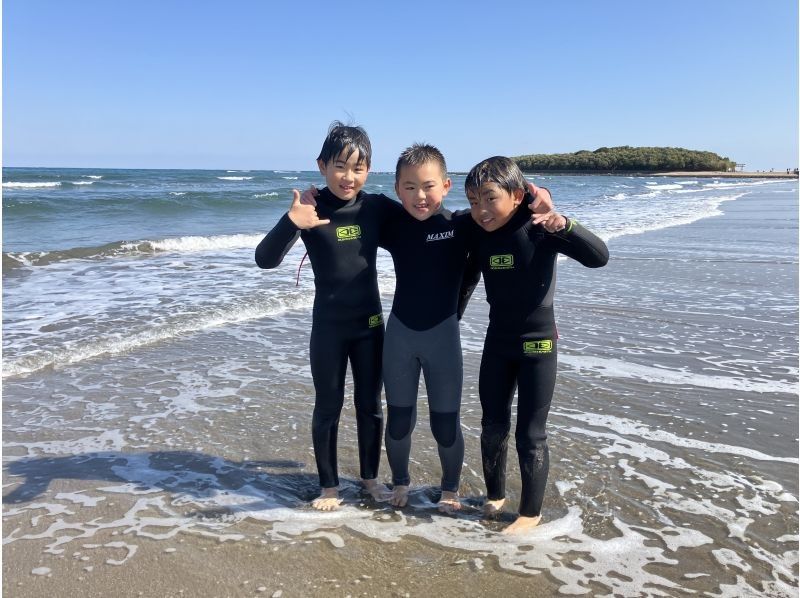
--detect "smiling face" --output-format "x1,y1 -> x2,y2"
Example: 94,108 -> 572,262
467,182 -> 524,231
317,149 -> 369,201
395,161 -> 451,220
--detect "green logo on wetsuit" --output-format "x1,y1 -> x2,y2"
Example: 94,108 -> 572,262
490,254 -> 514,269
523,340 -> 553,354
336,225 -> 361,241
368,314 -> 383,328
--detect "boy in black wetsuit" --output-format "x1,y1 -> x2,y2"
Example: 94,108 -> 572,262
255,122 -> 393,510
466,156 -> 608,534
378,144 -> 478,512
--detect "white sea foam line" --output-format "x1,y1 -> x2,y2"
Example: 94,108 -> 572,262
2,292 -> 313,378
3,430 -> 127,458
217,176 -> 253,180
134,233 -> 265,253
559,354 -> 797,395
4,495 -> 240,554
263,504 -> 691,594
599,193 -> 744,242
555,410 -> 799,464
227,472 -> 778,594
54,492 -> 106,507
4,453 -> 791,594
645,183 -> 684,190
569,423 -> 798,509
557,421 -> 797,584
2,181 -> 61,188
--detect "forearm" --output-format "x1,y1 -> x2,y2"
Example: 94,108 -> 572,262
552,218 -> 609,268
457,252 -> 482,319
254,214 -> 302,269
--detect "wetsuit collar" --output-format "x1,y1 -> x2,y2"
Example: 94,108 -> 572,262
319,186 -> 362,208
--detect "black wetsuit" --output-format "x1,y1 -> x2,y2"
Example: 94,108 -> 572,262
380,207 -> 479,331
474,207 -> 608,517
379,207 -> 480,492
255,187 -> 394,488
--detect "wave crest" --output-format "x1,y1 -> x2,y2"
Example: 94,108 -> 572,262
3,234 -> 265,269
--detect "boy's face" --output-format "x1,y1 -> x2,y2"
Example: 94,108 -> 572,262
395,162 -> 451,221
467,182 -> 524,232
317,149 -> 369,201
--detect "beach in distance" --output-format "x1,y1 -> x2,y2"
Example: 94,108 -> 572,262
2,169 -> 798,597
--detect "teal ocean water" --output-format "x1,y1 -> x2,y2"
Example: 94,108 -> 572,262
3,167 -> 798,595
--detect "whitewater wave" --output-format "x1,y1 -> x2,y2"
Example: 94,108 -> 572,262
3,233 -> 266,269
645,183 -> 684,190
218,176 -> 254,181
2,295 -> 313,378
3,181 -> 61,189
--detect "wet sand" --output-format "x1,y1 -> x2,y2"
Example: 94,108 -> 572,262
4,184 -> 798,597
4,478 -> 560,597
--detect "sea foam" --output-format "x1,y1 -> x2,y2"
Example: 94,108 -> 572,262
3,181 -> 61,188
559,353 -> 797,395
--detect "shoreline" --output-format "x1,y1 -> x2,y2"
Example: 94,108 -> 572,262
650,170 -> 797,178
3,181 -> 797,597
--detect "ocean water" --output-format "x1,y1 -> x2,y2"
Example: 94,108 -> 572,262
3,167 -> 798,595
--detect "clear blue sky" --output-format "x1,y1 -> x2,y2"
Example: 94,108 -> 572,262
4,0 -> 798,172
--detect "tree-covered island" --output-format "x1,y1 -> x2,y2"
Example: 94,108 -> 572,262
513,146 -> 736,173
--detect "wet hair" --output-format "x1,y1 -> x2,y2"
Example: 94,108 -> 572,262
464,156 -> 527,195
317,121 -> 372,168
395,143 -> 447,184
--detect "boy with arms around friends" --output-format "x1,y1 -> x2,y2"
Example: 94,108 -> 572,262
466,156 -> 608,534
255,122 -> 394,510
378,144 -> 477,512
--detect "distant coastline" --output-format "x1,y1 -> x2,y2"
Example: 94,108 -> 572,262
510,146 -> 798,179
516,170 -> 798,179
650,170 -> 798,179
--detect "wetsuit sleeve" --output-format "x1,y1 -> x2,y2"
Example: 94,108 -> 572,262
254,213 -> 302,269
457,248 -> 482,320
377,194 -> 405,249
545,217 -> 609,268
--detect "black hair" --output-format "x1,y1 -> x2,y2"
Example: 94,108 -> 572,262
317,121 -> 372,168
464,156 -> 527,194
395,143 -> 447,184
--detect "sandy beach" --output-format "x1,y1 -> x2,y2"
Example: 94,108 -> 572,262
4,174 -> 797,597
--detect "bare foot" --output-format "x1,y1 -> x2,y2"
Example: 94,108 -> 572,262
389,485 -> 409,507
438,490 -> 462,514
502,515 -> 542,534
483,498 -> 505,518
311,487 -> 342,511
362,478 -> 392,502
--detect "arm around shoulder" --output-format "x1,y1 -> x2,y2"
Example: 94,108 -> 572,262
457,249 -> 482,320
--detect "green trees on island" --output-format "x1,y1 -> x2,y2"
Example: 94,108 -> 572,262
513,146 -> 736,173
